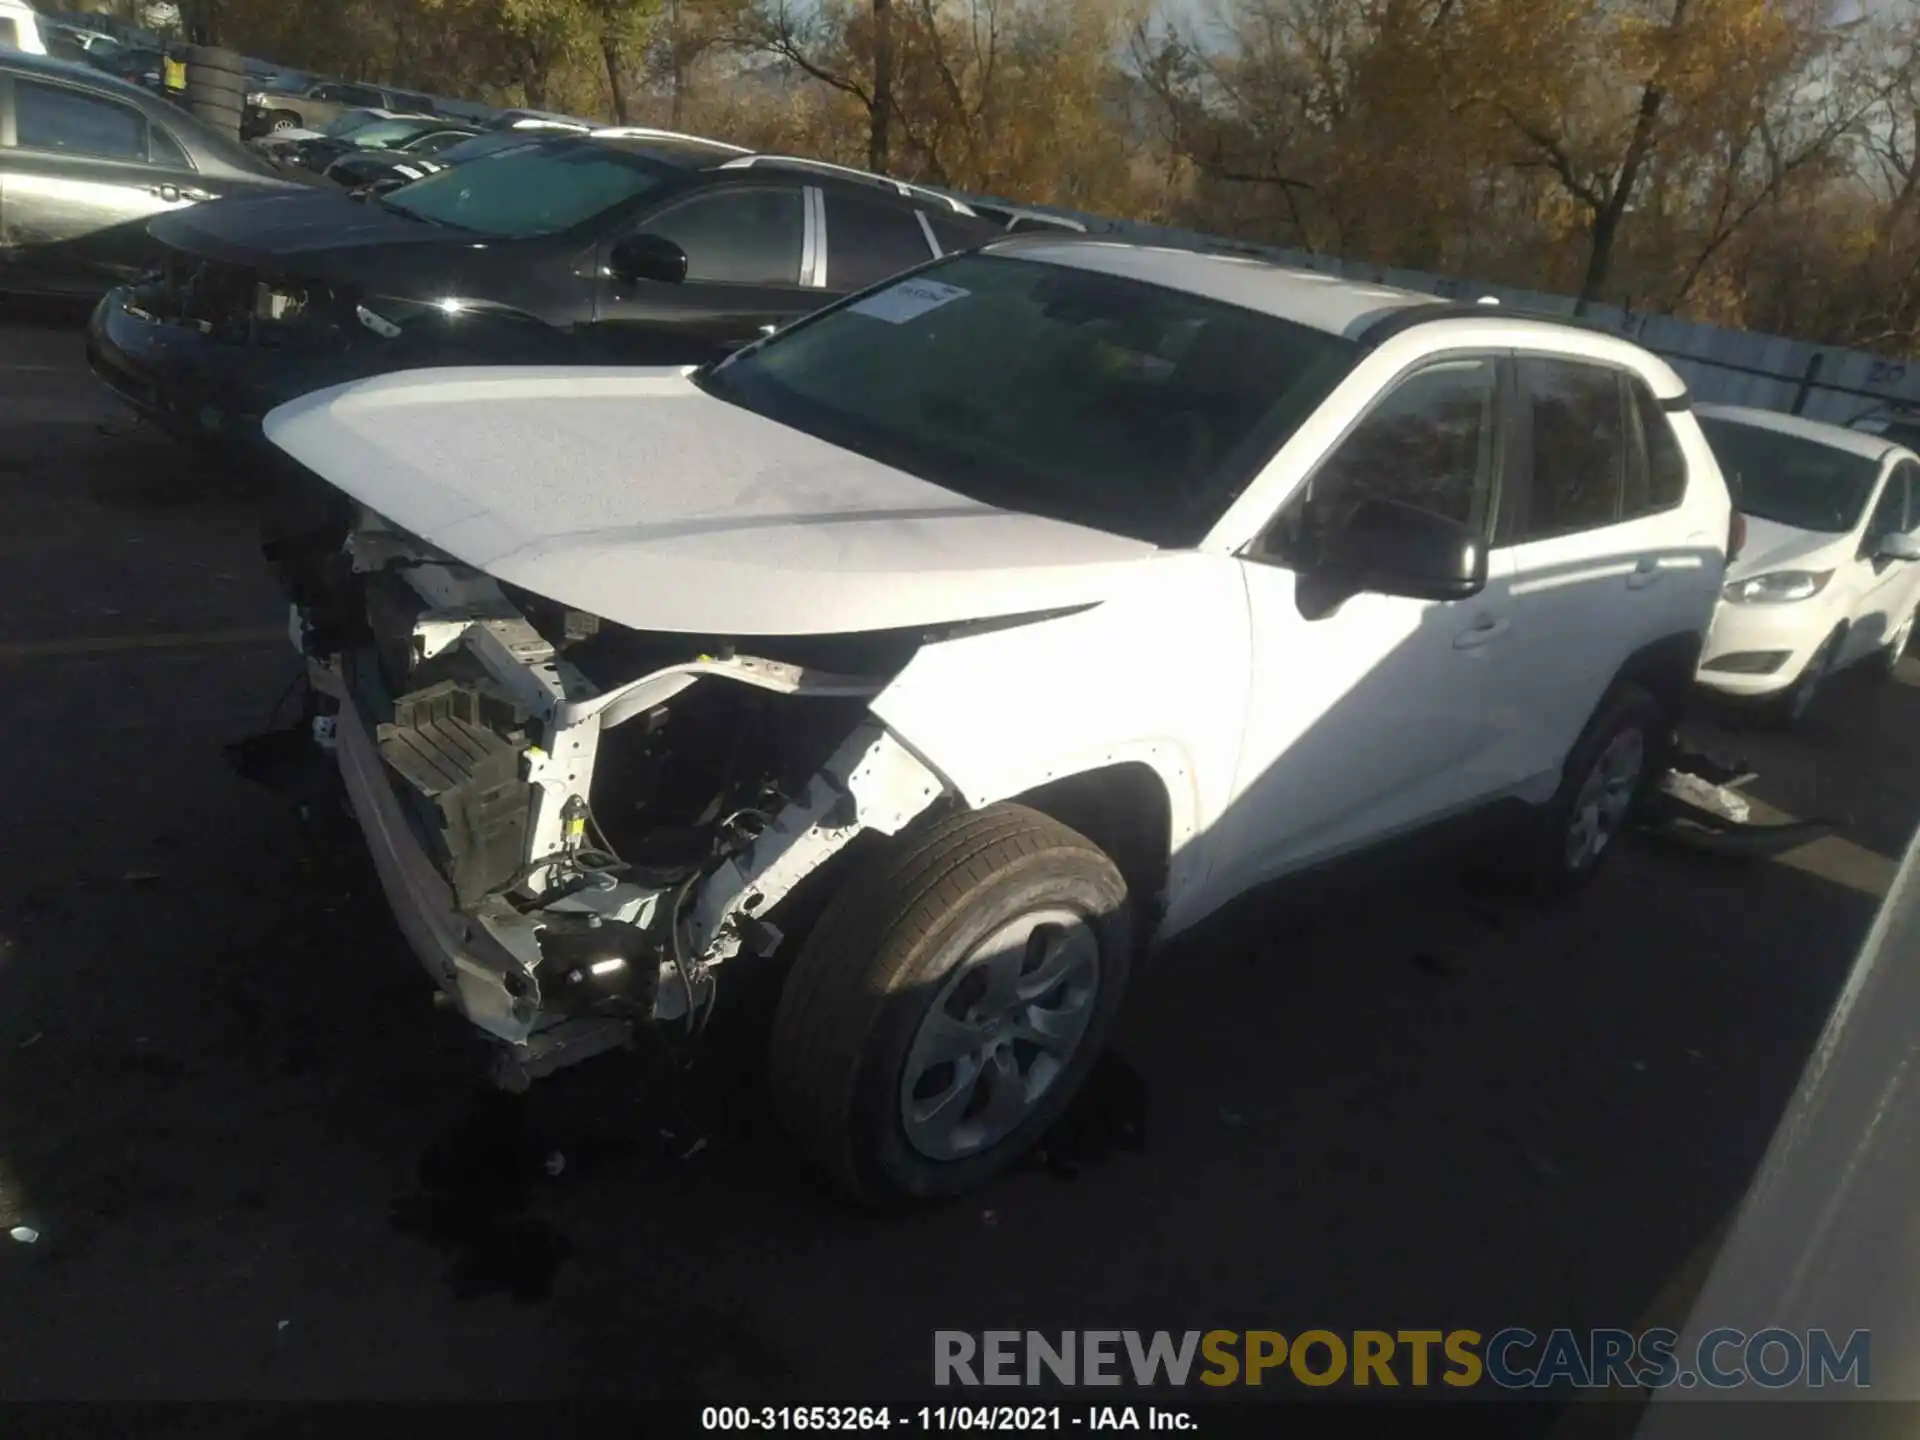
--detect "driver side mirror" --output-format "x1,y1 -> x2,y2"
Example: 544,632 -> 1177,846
1311,496 -> 1488,605
607,233 -> 688,286
1877,530 -> 1920,562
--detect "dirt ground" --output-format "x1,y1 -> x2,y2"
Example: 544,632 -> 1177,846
3,308 -> 1916,1420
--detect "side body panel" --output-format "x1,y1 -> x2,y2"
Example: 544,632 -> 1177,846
870,553 -> 1253,938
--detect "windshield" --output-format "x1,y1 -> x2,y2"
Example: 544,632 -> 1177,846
321,110 -> 387,139
424,132 -> 538,167
348,118 -> 446,150
696,254 -> 1360,546
378,139 -> 677,237
1698,417 -> 1881,534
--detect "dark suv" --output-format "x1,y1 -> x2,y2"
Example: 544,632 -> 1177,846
86,131 -> 1009,446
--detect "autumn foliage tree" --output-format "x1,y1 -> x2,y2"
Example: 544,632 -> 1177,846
175,0 -> 1920,353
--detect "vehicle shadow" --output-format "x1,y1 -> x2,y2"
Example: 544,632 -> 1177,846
0,540 -> 1902,1406
1687,651 -> 1920,865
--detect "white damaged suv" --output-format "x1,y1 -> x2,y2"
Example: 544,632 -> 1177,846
260,238 -> 1732,1200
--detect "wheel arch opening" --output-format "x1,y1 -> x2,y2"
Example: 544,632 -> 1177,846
1009,762 -> 1173,936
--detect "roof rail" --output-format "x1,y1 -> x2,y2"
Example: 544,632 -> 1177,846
969,203 -> 1088,234
1355,298 -> 1627,349
591,126 -> 751,154
715,154 -> 976,213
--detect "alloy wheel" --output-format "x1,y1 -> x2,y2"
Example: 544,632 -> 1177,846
899,907 -> 1102,1162
1788,635 -> 1838,721
1564,727 -> 1646,872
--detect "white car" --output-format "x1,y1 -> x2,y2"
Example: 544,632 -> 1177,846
0,0 -> 47,54
1694,404 -> 1920,722
258,239 -> 1732,1200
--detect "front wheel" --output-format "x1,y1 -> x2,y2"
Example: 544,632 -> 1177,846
1770,626 -> 1844,726
768,804 -> 1133,1203
1874,608 -> 1915,681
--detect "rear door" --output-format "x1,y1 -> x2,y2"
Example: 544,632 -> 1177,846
592,180 -> 822,363
1490,356 -> 1697,792
0,69 -> 203,294
818,189 -> 938,292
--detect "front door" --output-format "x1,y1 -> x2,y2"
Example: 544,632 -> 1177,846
1840,459 -> 1920,663
1203,353 -> 1516,899
591,182 -> 823,365
0,73 -> 198,294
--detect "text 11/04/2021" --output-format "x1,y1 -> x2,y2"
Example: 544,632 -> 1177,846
702,1406 -> 1196,1431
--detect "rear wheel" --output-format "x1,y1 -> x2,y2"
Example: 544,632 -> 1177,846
267,111 -> 302,132
1528,684 -> 1665,894
768,804 -> 1133,1203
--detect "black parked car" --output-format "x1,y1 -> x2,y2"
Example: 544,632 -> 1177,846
87,132 -> 1007,445
283,113 -> 480,178
0,52 -> 305,298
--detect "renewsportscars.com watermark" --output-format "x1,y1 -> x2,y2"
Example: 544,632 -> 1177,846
934,1328 -> 1871,1390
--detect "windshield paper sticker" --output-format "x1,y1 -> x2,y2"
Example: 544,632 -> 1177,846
851,279 -> 969,325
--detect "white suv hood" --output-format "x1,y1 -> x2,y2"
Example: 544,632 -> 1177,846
263,367 -> 1157,636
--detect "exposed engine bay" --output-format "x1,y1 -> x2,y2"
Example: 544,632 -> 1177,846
269,499 -> 951,1088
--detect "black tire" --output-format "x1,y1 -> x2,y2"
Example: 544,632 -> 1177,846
185,74 -> 246,103
1767,625 -> 1844,727
1527,683 -> 1667,895
266,110 -> 304,132
182,45 -> 246,78
1874,608 -> 1916,681
769,803 -> 1133,1204
189,101 -> 243,136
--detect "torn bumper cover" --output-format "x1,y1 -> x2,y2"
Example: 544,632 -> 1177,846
292,511 -> 948,1080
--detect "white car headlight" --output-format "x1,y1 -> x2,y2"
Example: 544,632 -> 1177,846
246,91 -> 266,106
1722,570 -> 1833,604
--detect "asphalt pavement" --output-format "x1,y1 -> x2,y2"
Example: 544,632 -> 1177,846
2,307 -> 1917,1416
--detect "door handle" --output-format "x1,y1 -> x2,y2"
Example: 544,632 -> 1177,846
1626,557 -> 1661,590
1453,617 -> 1509,650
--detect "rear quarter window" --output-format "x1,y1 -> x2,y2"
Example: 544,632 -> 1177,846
1626,379 -> 1687,516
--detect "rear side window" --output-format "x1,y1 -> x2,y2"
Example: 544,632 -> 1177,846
823,192 -> 934,290
1515,357 -> 1630,540
16,79 -> 148,162
927,213 -> 996,255
0,18 -> 18,46
1625,380 -> 1687,516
